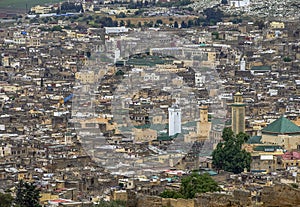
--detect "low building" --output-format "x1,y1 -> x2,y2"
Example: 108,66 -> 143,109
281,151 -> 300,169
270,22 -> 285,29
104,27 -> 129,34
30,5 -> 52,14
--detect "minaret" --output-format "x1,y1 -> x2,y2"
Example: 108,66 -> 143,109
197,105 -> 211,139
240,57 -> 246,71
231,92 -> 246,134
168,105 -> 181,136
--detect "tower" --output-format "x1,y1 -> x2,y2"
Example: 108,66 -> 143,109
231,92 -> 245,134
168,105 -> 181,136
240,57 -> 246,71
197,105 -> 211,139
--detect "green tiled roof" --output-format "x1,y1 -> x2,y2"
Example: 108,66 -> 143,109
253,145 -> 283,152
247,136 -> 262,144
251,65 -> 271,71
262,116 -> 300,134
157,133 -> 178,141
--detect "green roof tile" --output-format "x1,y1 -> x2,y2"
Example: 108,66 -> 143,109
247,136 -> 262,144
262,116 -> 300,134
253,145 -> 283,152
251,65 -> 271,71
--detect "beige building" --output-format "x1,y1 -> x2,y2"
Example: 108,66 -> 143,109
261,116 -> 300,151
133,128 -> 157,143
30,5 -> 52,14
75,71 -> 97,84
245,142 -> 284,173
270,21 -> 285,29
0,144 -> 11,157
1,55 -> 11,67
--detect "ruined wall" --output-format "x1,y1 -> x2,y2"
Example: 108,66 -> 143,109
195,193 -> 246,207
261,182 -> 300,207
135,190 -> 251,207
52,156 -> 91,169
137,196 -> 162,207
162,198 -> 195,207
134,184 -> 300,207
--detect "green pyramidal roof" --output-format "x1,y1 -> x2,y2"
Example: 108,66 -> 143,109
262,116 -> 300,134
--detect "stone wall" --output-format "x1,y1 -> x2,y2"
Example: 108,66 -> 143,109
162,198 -> 195,207
51,156 -> 91,169
135,190 -> 251,207
261,182 -> 300,207
132,184 -> 300,207
195,192 -> 248,207
137,196 -> 162,207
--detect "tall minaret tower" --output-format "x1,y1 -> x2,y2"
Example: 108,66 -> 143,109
240,57 -> 246,71
197,105 -> 211,139
168,105 -> 181,136
231,92 -> 246,134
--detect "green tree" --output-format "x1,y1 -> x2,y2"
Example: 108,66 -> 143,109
203,8 -> 224,25
148,21 -> 154,27
119,20 -> 125,26
186,7 -> 193,11
221,0 -> 228,4
231,18 -> 242,24
156,19 -> 163,25
51,25 -> 62,32
254,20 -> 265,30
222,127 -> 234,141
180,173 -> 220,198
187,19 -> 194,28
283,56 -> 292,62
60,2 -> 83,13
212,31 -> 219,39
126,20 -> 134,27
15,180 -> 41,207
0,192 -> 14,207
116,70 -> 125,76
181,21 -> 187,28
116,12 -> 127,18
134,10 -> 143,16
174,21 -> 179,28
291,183 -> 299,188
160,173 -> 220,199
86,51 -> 91,58
212,128 -> 251,174
160,189 -> 183,199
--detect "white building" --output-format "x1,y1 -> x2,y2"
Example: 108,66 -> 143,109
195,72 -> 205,87
168,105 -> 181,136
230,0 -> 250,8
104,26 -> 129,34
144,73 -> 160,81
